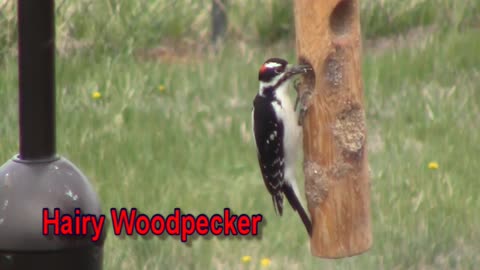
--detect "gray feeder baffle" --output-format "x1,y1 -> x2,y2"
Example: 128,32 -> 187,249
0,1 -> 106,269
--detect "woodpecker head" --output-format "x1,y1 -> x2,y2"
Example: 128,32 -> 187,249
258,58 -> 311,96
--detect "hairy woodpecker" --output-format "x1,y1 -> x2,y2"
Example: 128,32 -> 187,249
251,58 -> 312,236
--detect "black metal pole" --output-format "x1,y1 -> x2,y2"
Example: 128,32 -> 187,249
0,1 -> 105,268
18,0 -> 56,160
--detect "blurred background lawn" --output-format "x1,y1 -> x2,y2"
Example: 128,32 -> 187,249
1,0 -> 480,269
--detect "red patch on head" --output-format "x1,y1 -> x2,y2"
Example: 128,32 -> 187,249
259,64 -> 267,74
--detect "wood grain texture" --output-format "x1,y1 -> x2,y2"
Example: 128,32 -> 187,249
294,0 -> 372,258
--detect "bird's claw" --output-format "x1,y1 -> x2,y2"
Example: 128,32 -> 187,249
293,78 -> 313,126
293,79 -> 302,94
297,94 -> 311,126
293,79 -> 303,112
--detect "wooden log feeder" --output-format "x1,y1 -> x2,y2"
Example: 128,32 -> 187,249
293,0 -> 372,258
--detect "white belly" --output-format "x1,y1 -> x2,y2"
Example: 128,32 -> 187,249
271,85 -> 301,182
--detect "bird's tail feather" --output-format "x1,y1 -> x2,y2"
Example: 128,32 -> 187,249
283,184 -> 312,237
272,193 -> 284,216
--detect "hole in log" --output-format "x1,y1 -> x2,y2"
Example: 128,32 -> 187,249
298,56 -> 316,87
333,103 -> 366,159
304,161 -> 329,208
296,56 -> 316,118
330,0 -> 354,36
324,48 -> 345,89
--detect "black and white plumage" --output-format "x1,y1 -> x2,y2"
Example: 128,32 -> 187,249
252,58 -> 312,237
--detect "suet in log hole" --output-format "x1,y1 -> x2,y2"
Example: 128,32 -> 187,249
333,103 -> 366,164
325,48 -> 345,90
330,0 -> 354,36
304,161 -> 328,208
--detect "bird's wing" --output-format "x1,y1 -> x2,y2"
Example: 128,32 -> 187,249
252,94 -> 285,215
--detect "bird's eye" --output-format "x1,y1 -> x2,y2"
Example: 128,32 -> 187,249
274,67 -> 283,74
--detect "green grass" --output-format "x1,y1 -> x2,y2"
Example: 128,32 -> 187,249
2,0 -> 479,53
1,0 -> 480,269
360,0 -> 480,38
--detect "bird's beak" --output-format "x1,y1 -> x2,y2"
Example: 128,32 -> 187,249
285,64 -> 313,78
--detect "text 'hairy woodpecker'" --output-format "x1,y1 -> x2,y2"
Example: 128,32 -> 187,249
251,58 -> 313,237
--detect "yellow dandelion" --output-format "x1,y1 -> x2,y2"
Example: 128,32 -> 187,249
241,255 -> 252,263
428,161 -> 439,170
158,84 -> 166,92
91,91 -> 102,100
260,258 -> 271,268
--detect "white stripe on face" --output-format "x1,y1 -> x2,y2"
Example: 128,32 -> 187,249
265,62 -> 282,69
259,75 -> 283,91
